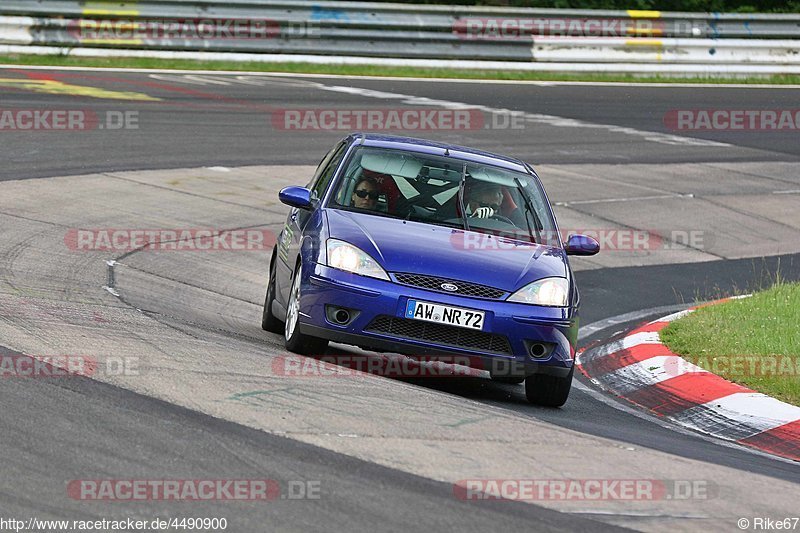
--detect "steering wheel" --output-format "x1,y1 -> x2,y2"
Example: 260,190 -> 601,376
488,214 -> 516,225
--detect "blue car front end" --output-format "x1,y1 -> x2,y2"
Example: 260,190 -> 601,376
300,261 -> 577,378
265,134 -> 599,406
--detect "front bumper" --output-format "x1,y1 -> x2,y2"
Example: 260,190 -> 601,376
299,263 -> 577,377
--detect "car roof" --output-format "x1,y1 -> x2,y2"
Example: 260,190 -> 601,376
347,133 -> 533,175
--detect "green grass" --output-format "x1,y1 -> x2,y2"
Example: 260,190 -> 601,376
660,281 -> 800,406
2,54 -> 800,85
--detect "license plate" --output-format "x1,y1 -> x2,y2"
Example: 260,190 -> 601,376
405,299 -> 485,330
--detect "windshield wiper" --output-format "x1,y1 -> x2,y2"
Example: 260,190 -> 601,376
513,177 -> 542,244
457,163 -> 470,233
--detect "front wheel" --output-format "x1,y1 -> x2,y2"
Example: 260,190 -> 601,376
489,373 -> 525,384
284,262 -> 328,355
261,254 -> 284,334
525,366 -> 573,407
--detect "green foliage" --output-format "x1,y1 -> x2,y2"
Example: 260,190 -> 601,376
661,282 -> 800,405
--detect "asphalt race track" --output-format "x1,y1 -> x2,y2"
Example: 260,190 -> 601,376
1,67 -> 799,532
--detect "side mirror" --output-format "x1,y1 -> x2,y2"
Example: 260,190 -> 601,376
565,234 -> 600,256
279,186 -> 313,210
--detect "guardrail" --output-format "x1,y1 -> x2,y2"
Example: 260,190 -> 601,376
0,1 -> 799,74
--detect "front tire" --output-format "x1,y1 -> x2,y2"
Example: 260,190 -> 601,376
490,374 -> 526,384
284,261 -> 328,355
525,366 -> 573,407
261,253 -> 284,334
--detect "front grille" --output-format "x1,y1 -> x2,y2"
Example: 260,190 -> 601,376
365,315 -> 513,355
393,273 -> 506,300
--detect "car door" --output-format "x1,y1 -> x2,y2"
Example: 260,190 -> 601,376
275,140 -> 349,306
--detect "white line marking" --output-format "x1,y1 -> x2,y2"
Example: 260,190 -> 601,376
567,509 -> 708,519
576,309 -> 798,464
1,61 -> 732,147
577,304 -> 688,340
178,74 -> 233,86
571,379 -> 796,464
2,64 -> 799,89
600,355 -> 707,394
692,393 -> 800,433
554,193 -> 694,206
2,44 -> 800,77
103,286 -> 120,297
589,331 -> 662,359
650,309 -> 694,323
315,84 -> 730,148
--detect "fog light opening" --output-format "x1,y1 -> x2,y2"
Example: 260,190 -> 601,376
529,343 -> 547,358
334,309 -> 351,324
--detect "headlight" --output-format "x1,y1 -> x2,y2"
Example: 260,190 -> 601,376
507,277 -> 569,307
326,239 -> 389,280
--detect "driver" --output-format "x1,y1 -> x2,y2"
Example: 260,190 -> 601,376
465,180 -> 504,218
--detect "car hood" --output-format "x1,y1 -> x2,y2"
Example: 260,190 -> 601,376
325,210 -> 568,292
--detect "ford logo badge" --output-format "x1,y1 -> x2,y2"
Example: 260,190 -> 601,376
441,283 -> 459,292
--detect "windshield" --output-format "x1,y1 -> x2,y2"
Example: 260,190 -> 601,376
330,146 -> 559,247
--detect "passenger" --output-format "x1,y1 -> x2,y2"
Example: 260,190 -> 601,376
351,176 -> 380,210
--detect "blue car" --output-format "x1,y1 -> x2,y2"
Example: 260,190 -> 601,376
262,133 -> 599,406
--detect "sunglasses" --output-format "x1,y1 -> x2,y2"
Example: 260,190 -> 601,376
354,189 -> 379,200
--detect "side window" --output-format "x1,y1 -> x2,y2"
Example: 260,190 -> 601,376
310,142 -> 347,201
307,145 -> 338,188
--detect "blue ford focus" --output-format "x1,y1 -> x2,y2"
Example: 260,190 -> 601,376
262,133 -> 599,406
